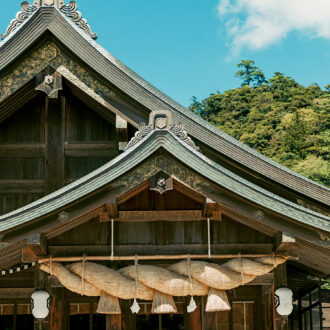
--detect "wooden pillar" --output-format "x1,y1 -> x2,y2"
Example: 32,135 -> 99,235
262,285 -> 273,330
49,288 -> 65,330
184,297 -> 202,330
121,300 -> 136,330
45,96 -> 65,194
201,297 -> 229,330
106,314 -> 122,330
273,264 -> 289,330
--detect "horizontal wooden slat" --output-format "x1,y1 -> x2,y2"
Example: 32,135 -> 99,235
64,142 -> 117,157
117,210 -> 221,221
0,144 -> 45,157
48,244 -> 274,257
0,180 -> 45,194
0,288 -> 34,299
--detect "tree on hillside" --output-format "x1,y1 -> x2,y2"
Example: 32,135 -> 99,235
189,61 -> 330,187
235,60 -> 267,87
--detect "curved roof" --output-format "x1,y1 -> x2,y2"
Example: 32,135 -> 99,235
0,126 -> 329,244
0,5 -> 329,206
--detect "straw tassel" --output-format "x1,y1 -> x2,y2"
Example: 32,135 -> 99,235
130,255 -> 141,314
186,255 -> 197,313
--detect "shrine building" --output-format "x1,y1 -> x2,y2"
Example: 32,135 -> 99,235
0,1 -> 329,329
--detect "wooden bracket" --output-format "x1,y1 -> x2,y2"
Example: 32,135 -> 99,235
203,198 -> 221,220
203,198 -> 217,217
273,231 -> 298,259
22,233 -> 47,262
35,67 -> 62,98
150,171 -> 173,194
116,115 -> 128,151
100,199 -> 118,222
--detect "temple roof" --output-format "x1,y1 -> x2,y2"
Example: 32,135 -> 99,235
0,1 -> 329,233
1,4 -> 328,207
0,116 -> 328,241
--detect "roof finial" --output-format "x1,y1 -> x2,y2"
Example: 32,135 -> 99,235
1,0 -> 97,40
33,0 -> 64,8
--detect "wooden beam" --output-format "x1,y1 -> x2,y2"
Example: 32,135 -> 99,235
0,180 -> 45,194
247,273 -> 273,285
118,210 -> 204,221
203,198 -> 217,217
184,297 -> 202,330
117,181 -> 150,204
0,143 -> 46,157
273,231 -> 298,259
48,243 -> 274,257
22,233 -> 47,262
45,96 -> 65,194
107,314 -> 121,330
99,210 -> 110,223
39,252 -> 287,263
116,115 -> 128,151
121,300 -> 136,330
49,287 -> 65,330
64,142 -> 118,157
173,180 -> 205,204
105,198 -> 118,220
0,288 -> 34,299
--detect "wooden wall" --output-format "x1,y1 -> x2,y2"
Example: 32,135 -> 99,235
0,90 -> 126,215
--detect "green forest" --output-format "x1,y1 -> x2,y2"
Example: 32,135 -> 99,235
189,60 -> 330,187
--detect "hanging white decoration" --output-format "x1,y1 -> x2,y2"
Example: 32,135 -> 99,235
130,298 -> 140,314
31,290 -> 51,320
187,296 -> 197,313
130,255 -> 141,314
275,287 -> 293,316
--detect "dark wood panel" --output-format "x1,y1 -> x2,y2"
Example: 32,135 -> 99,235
0,144 -> 45,157
0,158 -> 45,180
0,180 -> 44,194
118,210 -> 205,221
45,97 -> 65,194
48,244 -> 273,257
64,142 -> 118,157
119,189 -> 202,211
49,288 -> 65,330
65,157 -> 112,179
0,95 -> 45,143
65,94 -> 118,142
48,218 -> 109,246
212,215 -> 272,244
184,297 -> 202,330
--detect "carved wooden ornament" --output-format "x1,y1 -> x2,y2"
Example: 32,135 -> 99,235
35,67 -> 63,97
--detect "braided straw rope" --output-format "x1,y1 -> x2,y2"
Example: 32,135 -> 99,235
40,256 -> 286,314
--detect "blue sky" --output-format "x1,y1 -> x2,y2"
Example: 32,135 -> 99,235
1,0 -> 330,107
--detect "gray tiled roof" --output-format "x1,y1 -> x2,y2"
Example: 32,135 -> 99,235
0,129 -> 329,237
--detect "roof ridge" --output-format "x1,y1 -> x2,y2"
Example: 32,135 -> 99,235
0,0 -> 96,41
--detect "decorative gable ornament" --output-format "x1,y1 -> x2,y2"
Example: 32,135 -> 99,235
125,110 -> 199,151
1,0 -> 97,40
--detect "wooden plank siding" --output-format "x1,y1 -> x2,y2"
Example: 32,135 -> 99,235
0,88 -> 128,215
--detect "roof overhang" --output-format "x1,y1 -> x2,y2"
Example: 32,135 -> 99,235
0,6 -> 329,206
0,123 -> 328,247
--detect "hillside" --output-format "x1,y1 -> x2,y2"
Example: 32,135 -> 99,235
190,61 -> 330,187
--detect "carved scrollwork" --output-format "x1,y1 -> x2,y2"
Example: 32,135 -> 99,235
60,1 -> 97,39
1,1 -> 38,40
170,124 -> 200,151
124,123 -> 152,151
1,0 -> 97,41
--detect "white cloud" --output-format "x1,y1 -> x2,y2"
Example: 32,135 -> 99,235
218,0 -> 330,55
